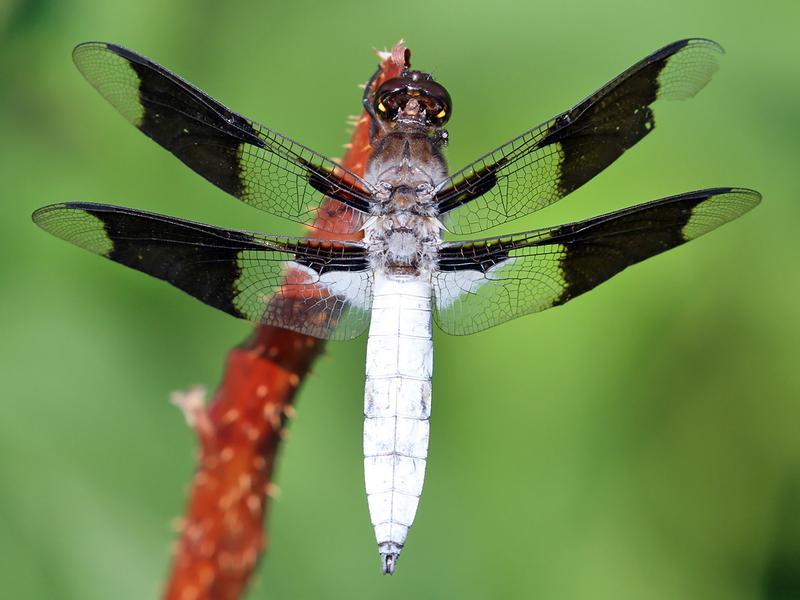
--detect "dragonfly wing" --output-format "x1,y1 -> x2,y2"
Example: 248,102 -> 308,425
33,203 -> 373,340
73,42 -> 374,233
432,188 -> 760,335
434,39 -> 723,234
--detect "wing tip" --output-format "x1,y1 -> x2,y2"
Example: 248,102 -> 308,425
72,41 -> 146,74
652,37 -> 724,66
658,37 -> 726,101
72,41 -> 109,64
32,202 -> 125,233
706,186 -> 762,209
31,203 -> 67,226
668,187 -> 762,214
682,37 -> 725,55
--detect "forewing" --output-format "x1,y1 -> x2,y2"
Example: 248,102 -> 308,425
435,39 -> 723,234
432,188 -> 760,335
33,203 -> 372,340
73,42 -> 373,234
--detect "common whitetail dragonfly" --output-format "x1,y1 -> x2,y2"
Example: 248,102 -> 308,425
34,39 -> 759,574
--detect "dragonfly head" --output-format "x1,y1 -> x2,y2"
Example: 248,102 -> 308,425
374,70 -> 452,128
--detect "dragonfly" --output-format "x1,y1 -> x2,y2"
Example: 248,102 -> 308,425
33,39 -> 760,574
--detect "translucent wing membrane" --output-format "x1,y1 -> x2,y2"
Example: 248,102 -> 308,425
73,42 -> 373,234
33,203 -> 372,339
433,188 -> 760,335
435,38 -> 723,234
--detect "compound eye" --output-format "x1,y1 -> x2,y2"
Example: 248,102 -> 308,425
427,103 -> 450,126
374,94 -> 399,121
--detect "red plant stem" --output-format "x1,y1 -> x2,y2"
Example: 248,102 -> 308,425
162,43 -> 409,600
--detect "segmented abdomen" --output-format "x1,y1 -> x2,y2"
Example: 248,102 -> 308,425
363,272 -> 433,573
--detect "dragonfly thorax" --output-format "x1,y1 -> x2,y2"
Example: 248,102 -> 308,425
365,131 -> 448,189
363,213 -> 441,273
364,130 -> 447,274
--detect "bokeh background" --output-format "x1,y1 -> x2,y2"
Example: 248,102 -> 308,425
1,0 -> 798,598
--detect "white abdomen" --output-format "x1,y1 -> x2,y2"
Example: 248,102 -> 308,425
363,271 -> 433,574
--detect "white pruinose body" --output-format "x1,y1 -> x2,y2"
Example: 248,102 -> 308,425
363,270 -> 433,574
358,111 -> 448,574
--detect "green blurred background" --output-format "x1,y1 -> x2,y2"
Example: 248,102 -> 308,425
1,0 -> 798,598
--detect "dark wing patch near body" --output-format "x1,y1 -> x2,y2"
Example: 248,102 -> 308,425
299,158 -> 372,212
108,44 -> 261,199
434,39 -> 723,234
433,158 -> 507,218
433,188 -> 760,335
32,203 -> 372,339
73,42 -> 373,233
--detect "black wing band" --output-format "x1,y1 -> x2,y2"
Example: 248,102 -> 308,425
73,42 -> 373,233
432,188 -> 760,335
32,203 -> 372,339
434,38 -> 723,234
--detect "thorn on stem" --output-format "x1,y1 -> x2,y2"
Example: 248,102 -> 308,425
170,386 -> 207,428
